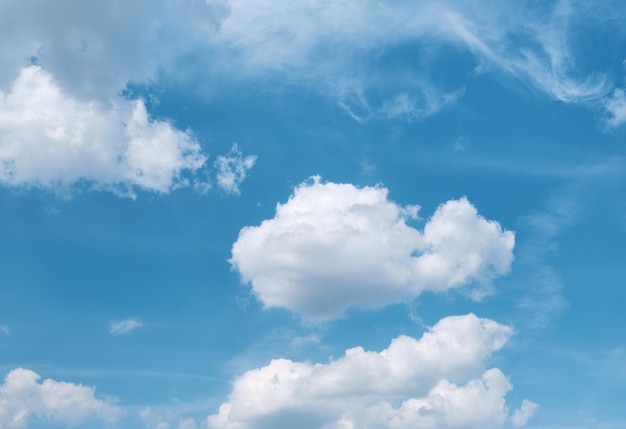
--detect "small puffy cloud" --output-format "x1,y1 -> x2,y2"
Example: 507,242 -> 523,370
109,317 -> 143,335
0,66 -> 207,197
0,367 -> 121,428
603,88 -> 626,129
230,177 -> 514,321
511,400 -> 539,428
0,325 -> 9,335
207,314 -> 535,429
214,143 -> 257,195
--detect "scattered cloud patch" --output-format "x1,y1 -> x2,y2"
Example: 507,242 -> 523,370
291,334 -> 322,347
0,325 -> 9,336
0,66 -> 207,197
512,400 -> 540,428
603,88 -> 626,129
214,143 -> 257,195
109,317 -> 144,335
208,314 -> 536,429
230,177 -> 514,321
140,405 -> 210,429
0,1 -> 619,126
0,368 -> 121,428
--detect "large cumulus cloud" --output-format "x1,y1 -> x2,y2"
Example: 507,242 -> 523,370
207,314 -> 536,429
0,66 -> 207,196
230,178 -> 514,320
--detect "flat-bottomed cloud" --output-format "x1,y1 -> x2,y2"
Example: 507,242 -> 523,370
230,178 -> 515,320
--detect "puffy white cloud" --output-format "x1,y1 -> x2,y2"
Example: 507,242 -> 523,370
0,66 -> 207,196
109,317 -> 144,335
230,178 -> 514,320
511,400 -> 540,428
214,143 -> 257,195
207,314 -> 536,429
0,325 -> 9,335
0,368 -> 121,428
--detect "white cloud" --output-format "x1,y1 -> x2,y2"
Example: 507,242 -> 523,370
603,88 -> 626,129
0,0 -> 223,100
230,177 -> 514,321
0,325 -> 9,336
109,317 -> 144,335
207,314 -> 536,429
0,66 -> 207,196
141,405 -> 211,429
512,400 -> 540,428
0,1 -> 617,126
207,0 -> 612,119
214,143 -> 257,195
0,368 -> 121,428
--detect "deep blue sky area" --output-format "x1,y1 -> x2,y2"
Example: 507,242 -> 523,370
1,2 -> 626,429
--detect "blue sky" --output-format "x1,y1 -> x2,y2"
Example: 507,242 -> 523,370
1,1 -> 626,428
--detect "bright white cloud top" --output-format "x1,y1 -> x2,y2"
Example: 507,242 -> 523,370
209,313 -> 535,429
230,178 -> 514,320
0,66 -> 207,196
0,368 -> 120,428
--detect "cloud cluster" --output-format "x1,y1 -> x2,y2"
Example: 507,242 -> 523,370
208,314 -> 536,429
3,1 -> 618,125
0,66 -> 207,196
215,143 -> 257,195
0,368 -> 121,428
230,178 -> 514,320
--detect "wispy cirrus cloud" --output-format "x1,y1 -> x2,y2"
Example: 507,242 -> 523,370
603,88 -> 626,129
207,0 -> 614,120
109,317 -> 144,335
2,0 -> 620,126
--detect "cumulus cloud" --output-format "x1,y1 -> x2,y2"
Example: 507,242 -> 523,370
207,314 -> 536,429
109,317 -> 144,335
230,177 -> 514,321
0,368 -> 121,428
214,143 -> 257,195
0,66 -> 207,196
511,400 -> 540,428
